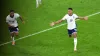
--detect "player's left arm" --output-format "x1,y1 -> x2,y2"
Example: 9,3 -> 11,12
19,16 -> 25,24
74,14 -> 88,20
77,16 -> 88,20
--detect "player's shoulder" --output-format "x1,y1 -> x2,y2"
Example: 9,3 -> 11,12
66,14 -> 68,16
73,13 -> 77,16
65,14 -> 69,17
14,13 -> 20,17
73,13 -> 78,18
6,15 -> 10,19
14,13 -> 19,15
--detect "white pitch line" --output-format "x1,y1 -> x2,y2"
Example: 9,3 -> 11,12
0,12 -> 100,46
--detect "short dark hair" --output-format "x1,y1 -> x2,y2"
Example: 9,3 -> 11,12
10,10 -> 14,12
68,8 -> 73,10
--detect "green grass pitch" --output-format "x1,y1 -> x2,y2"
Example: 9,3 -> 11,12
0,0 -> 100,56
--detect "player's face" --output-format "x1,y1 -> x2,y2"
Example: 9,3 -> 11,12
68,10 -> 73,15
10,12 -> 14,17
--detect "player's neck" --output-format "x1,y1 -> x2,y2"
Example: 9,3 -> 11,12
68,13 -> 73,16
10,15 -> 14,18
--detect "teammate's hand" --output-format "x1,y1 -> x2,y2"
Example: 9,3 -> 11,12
84,16 -> 88,20
50,22 -> 55,26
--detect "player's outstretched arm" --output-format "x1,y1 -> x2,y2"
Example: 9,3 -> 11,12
78,16 -> 88,20
50,19 -> 63,26
50,14 -> 67,26
19,16 -> 25,24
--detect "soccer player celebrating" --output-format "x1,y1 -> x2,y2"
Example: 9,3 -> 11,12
6,10 -> 25,45
50,8 -> 88,51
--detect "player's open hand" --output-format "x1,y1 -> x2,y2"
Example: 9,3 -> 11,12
84,16 -> 88,20
50,22 -> 55,26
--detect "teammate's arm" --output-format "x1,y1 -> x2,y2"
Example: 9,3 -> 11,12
19,16 -> 25,24
6,22 -> 14,27
7,23 -> 14,27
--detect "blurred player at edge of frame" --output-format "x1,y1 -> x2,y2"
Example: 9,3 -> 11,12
50,8 -> 88,51
6,10 -> 25,45
36,0 -> 42,8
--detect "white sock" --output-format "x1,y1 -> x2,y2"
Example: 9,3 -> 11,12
12,37 -> 15,42
39,0 -> 42,4
36,0 -> 39,8
74,38 -> 77,49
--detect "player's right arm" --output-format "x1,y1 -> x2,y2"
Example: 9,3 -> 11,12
6,22 -> 14,27
50,19 -> 63,26
50,14 -> 67,26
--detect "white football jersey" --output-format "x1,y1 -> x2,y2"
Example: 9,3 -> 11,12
6,13 -> 20,27
62,14 -> 78,29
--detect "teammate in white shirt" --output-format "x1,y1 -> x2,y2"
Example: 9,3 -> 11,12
50,8 -> 88,51
6,10 -> 25,45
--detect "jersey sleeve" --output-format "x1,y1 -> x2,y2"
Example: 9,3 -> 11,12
74,14 -> 78,19
62,14 -> 67,20
15,13 -> 20,18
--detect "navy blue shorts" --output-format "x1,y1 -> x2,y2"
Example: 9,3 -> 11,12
68,28 -> 77,35
9,26 -> 19,33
